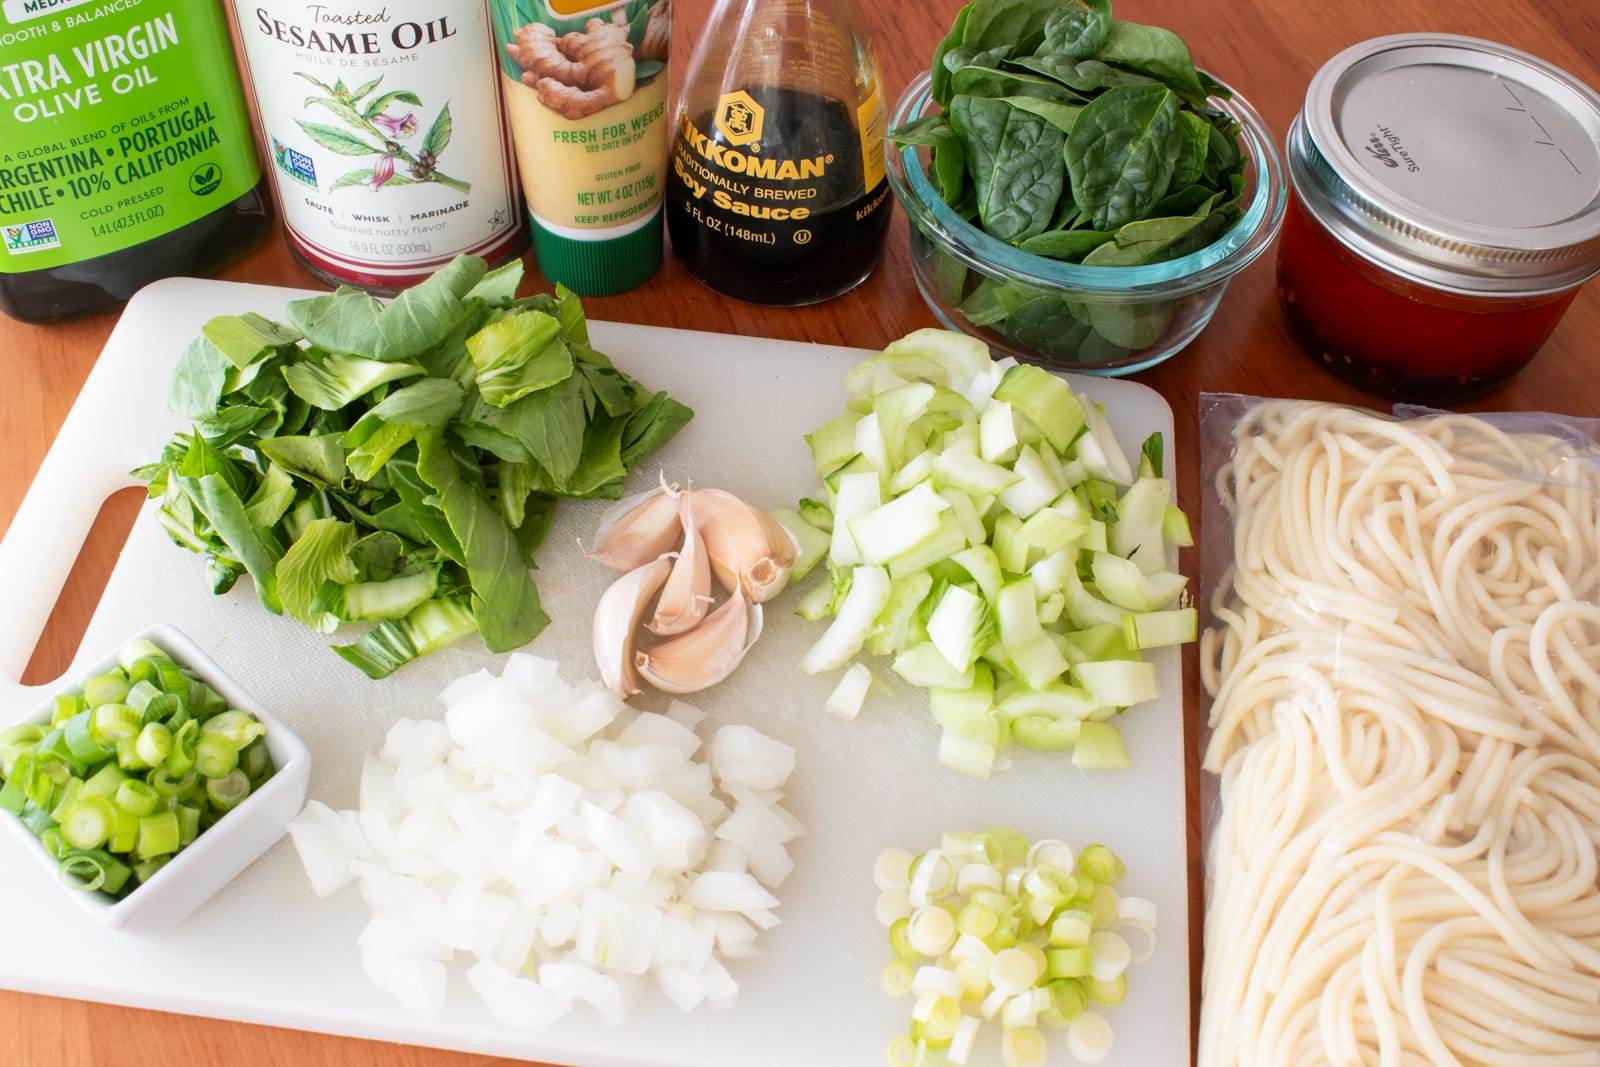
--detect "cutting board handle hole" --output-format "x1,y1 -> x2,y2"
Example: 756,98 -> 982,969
20,487 -> 145,686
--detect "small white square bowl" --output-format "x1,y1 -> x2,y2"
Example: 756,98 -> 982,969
0,624 -> 310,933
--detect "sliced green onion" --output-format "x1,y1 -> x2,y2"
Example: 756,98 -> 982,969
82,672 -> 130,708
239,738 -> 274,785
80,762 -> 127,798
109,803 -> 139,853
1047,947 -> 1092,979
114,779 -> 160,817
117,639 -> 168,673
881,959 -> 915,997
135,722 -> 174,767
115,738 -> 150,771
135,811 -> 180,860
90,702 -> 143,744
48,777 -> 85,823
165,720 -> 199,776
194,733 -> 239,778
199,710 -> 266,750
61,795 -> 114,850
50,694 -> 85,726
177,804 -> 202,846
149,767 -> 199,799
17,800 -> 55,837
1076,844 -> 1125,885
133,855 -> 170,884
204,770 -> 251,812
124,680 -> 162,714
39,827 -> 66,858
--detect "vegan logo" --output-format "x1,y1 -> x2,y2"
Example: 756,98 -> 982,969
715,90 -> 763,149
272,137 -> 319,188
2,219 -> 61,255
189,162 -> 223,196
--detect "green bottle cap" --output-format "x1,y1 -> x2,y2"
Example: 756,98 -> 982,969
529,211 -> 663,296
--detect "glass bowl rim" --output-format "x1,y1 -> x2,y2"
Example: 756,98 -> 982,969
886,70 -> 1288,298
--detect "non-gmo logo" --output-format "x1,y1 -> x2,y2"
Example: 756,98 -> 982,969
189,162 -> 223,196
1,218 -> 61,255
271,137 -> 319,189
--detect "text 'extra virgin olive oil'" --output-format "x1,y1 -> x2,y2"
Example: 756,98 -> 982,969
667,0 -> 890,306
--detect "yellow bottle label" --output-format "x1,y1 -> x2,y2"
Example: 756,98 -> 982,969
858,78 -> 887,192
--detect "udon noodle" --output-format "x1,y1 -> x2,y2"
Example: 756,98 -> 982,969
1198,401 -> 1600,1066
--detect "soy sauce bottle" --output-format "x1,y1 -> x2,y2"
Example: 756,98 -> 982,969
666,0 -> 892,306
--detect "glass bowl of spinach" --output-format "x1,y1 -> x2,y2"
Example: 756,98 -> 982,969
885,4 -> 1286,375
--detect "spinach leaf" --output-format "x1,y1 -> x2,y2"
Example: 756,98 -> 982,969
1009,55 -> 1155,93
1170,111 -> 1210,189
890,114 -> 970,201
931,0 -> 975,104
1098,19 -> 1208,105
951,64 -> 1083,103
961,0 -> 1061,57
1017,228 -> 1114,259
414,428 -> 548,653
1003,296 -> 1093,357
1039,0 -> 1111,61
998,96 -> 1081,133
1065,84 -> 1182,231
952,95 -> 1064,243
1150,183 -> 1219,218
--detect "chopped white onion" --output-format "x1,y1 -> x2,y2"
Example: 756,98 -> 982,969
290,659 -> 799,1029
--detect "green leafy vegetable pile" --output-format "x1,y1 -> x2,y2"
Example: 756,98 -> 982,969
892,0 -> 1247,363
136,255 -> 692,679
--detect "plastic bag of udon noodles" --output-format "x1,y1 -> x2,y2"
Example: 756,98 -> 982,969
1196,394 -> 1600,1067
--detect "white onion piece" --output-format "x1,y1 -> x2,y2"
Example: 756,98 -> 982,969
361,949 -> 447,1020
709,725 -> 795,790
873,847 -> 914,891
466,960 -> 572,1030
288,659 -> 800,1029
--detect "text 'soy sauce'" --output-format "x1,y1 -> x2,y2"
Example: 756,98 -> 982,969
1279,34 -> 1600,402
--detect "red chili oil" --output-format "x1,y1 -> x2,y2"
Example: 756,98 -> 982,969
1277,192 -> 1582,403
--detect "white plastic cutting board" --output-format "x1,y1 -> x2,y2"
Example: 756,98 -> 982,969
0,279 -> 1188,1067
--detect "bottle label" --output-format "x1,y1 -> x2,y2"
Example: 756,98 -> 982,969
236,1 -> 522,286
493,0 -> 672,238
0,3 -> 262,274
669,85 -> 888,254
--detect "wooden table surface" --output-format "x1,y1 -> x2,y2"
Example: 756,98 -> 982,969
5,0 -> 1599,1063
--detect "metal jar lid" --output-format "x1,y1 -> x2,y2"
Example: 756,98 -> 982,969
1290,33 -> 1600,296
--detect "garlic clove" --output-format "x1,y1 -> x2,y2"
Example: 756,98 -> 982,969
593,554 -> 674,697
690,488 -> 799,604
635,591 -> 765,695
587,480 -> 682,572
649,493 -> 713,635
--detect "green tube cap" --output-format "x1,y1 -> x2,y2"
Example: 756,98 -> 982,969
530,211 -> 663,296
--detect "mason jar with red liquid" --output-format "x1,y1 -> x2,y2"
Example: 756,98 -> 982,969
1279,35 -> 1600,403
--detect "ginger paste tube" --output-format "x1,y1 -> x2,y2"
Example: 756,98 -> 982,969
491,0 -> 671,294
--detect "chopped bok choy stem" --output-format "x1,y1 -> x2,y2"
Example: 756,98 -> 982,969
793,331 -> 1195,774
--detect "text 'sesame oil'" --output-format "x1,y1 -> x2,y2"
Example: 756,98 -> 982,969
666,0 -> 890,307
667,87 -> 891,306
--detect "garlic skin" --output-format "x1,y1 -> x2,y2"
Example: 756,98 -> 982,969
635,591 -> 765,695
690,488 -> 799,604
649,493 -> 713,636
587,483 -> 682,572
593,554 -> 674,697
